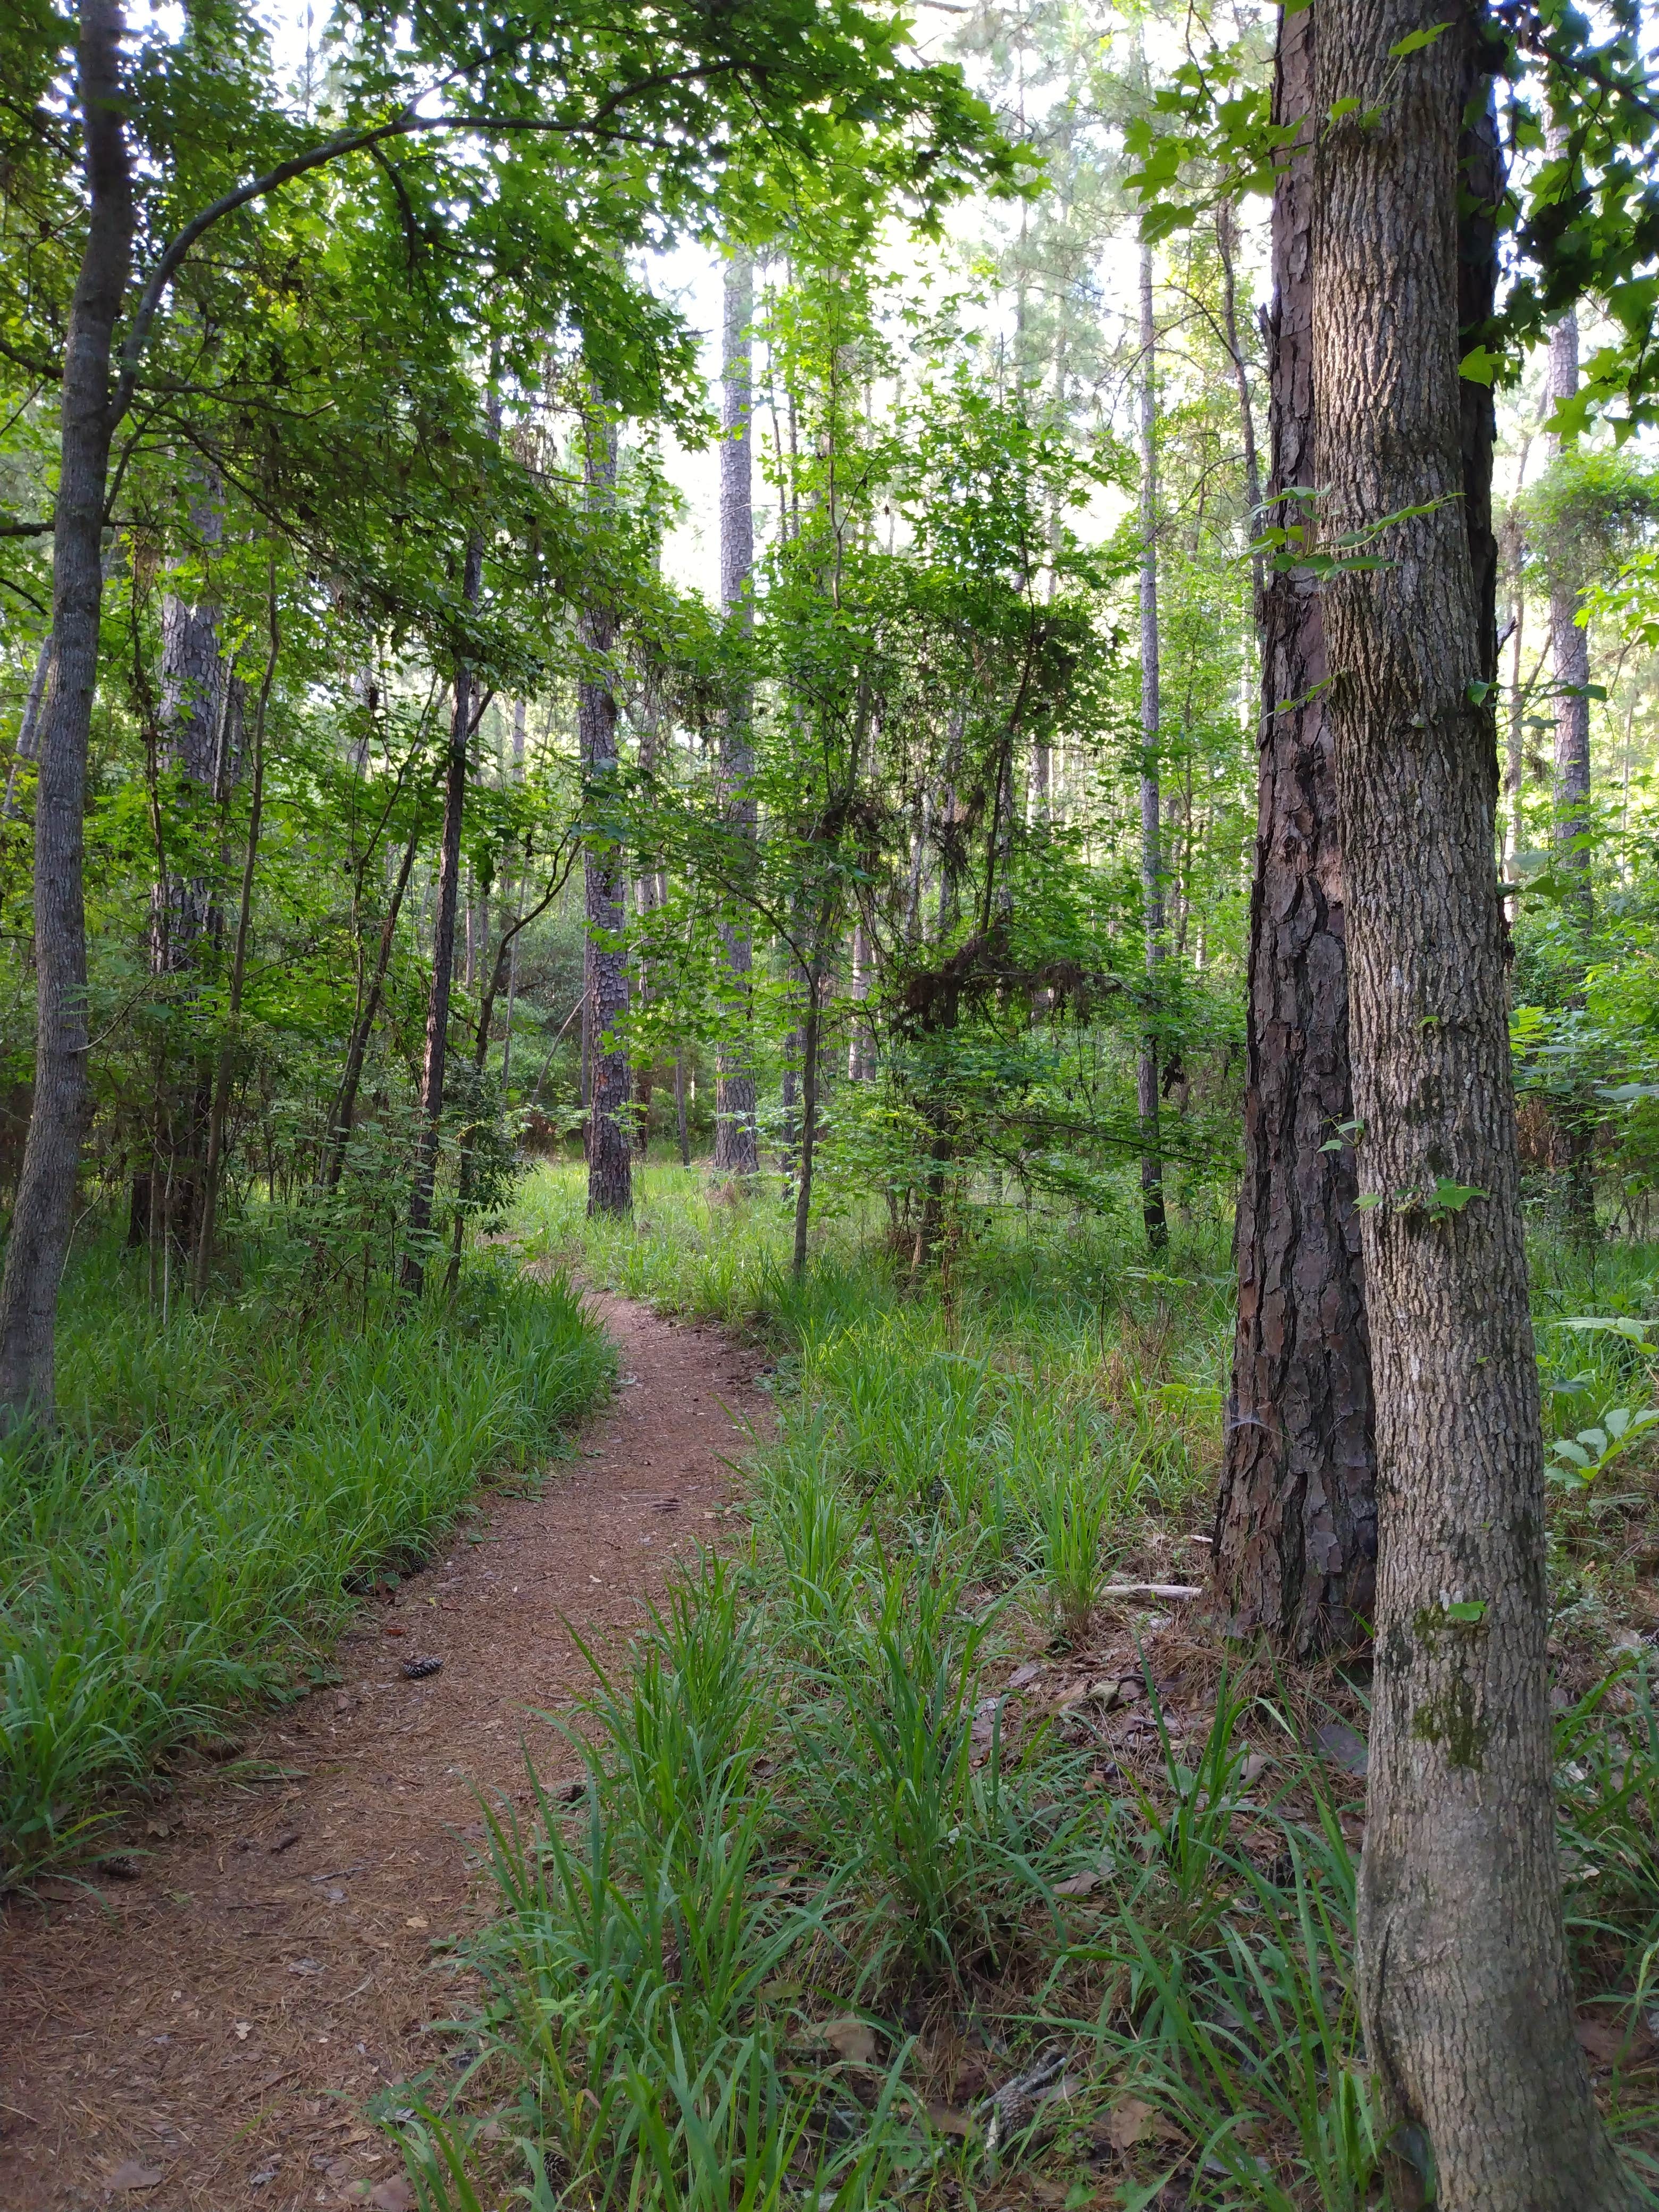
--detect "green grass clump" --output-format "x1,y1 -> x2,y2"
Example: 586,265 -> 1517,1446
383,1170 -> 1659,2210
0,1242 -> 611,1886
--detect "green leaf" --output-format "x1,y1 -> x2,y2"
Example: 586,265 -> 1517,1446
1557,1316 -> 1652,1342
1355,1191 -> 1385,1211
1459,345 -> 1498,386
1424,1177 -> 1487,1217
1443,1599 -> 1487,1624
1327,96 -> 1362,122
1387,22 -> 1451,57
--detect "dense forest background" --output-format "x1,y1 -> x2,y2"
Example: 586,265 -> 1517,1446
6,0 -> 1658,1303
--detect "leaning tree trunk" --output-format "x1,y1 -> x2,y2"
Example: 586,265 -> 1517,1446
1136,241 -> 1167,1252
582,406 -> 632,1218
0,0 -> 134,1428
1314,4 -> 1632,2202
1212,3 -> 1377,1654
713,249 -> 759,1177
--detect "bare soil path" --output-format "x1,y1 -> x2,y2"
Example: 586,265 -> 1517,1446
0,1293 -> 770,2212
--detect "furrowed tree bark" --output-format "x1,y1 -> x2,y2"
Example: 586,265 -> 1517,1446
0,0 -> 134,1428
582,404 -> 632,1218
1213,3 -> 1377,1654
1314,5 -> 1632,2202
1136,241 -> 1167,1252
713,249 -> 759,1178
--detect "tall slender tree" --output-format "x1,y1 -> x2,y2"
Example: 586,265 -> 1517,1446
714,248 -> 760,1177
581,403 -> 632,1217
1136,240 -> 1167,1251
0,0 -> 133,1426
1316,2 -> 1631,2196
402,523 -> 484,1294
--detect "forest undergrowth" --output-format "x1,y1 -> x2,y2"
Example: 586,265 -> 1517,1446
392,1162 -> 1659,2212
0,1235 -> 612,1889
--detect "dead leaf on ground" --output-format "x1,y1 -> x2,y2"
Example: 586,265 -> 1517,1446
366,2180 -> 418,2212
1097,2096 -> 1183,2151
104,2161 -> 164,2193
1313,1721 -> 1369,1777
1054,1869 -> 1101,1898
1008,1662 -> 1045,1691
925,2100 -> 978,2138
822,2016 -> 877,2064
1575,2013 -> 1659,2067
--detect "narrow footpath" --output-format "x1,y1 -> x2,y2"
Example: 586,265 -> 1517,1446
0,1295 -> 771,2212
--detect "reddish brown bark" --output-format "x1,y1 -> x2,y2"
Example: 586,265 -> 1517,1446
1214,6 -> 1376,1652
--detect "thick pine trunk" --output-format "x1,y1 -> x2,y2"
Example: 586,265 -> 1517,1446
1214,6 -> 1377,1654
1136,244 -> 1167,1251
582,409 -> 632,1218
0,0 -> 134,1427
713,250 -> 759,1177
1314,5 -> 1631,2200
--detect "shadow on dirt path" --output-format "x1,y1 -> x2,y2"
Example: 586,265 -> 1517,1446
0,1292 -> 772,2212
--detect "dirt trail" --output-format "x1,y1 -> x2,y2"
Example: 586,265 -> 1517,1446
0,1294 -> 771,2212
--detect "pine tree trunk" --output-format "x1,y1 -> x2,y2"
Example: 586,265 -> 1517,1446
1314,6 -> 1632,2199
713,250 -> 759,1178
582,408 -> 632,1218
1213,4 -> 1377,1654
0,0 -> 134,1428
1136,242 -> 1167,1251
